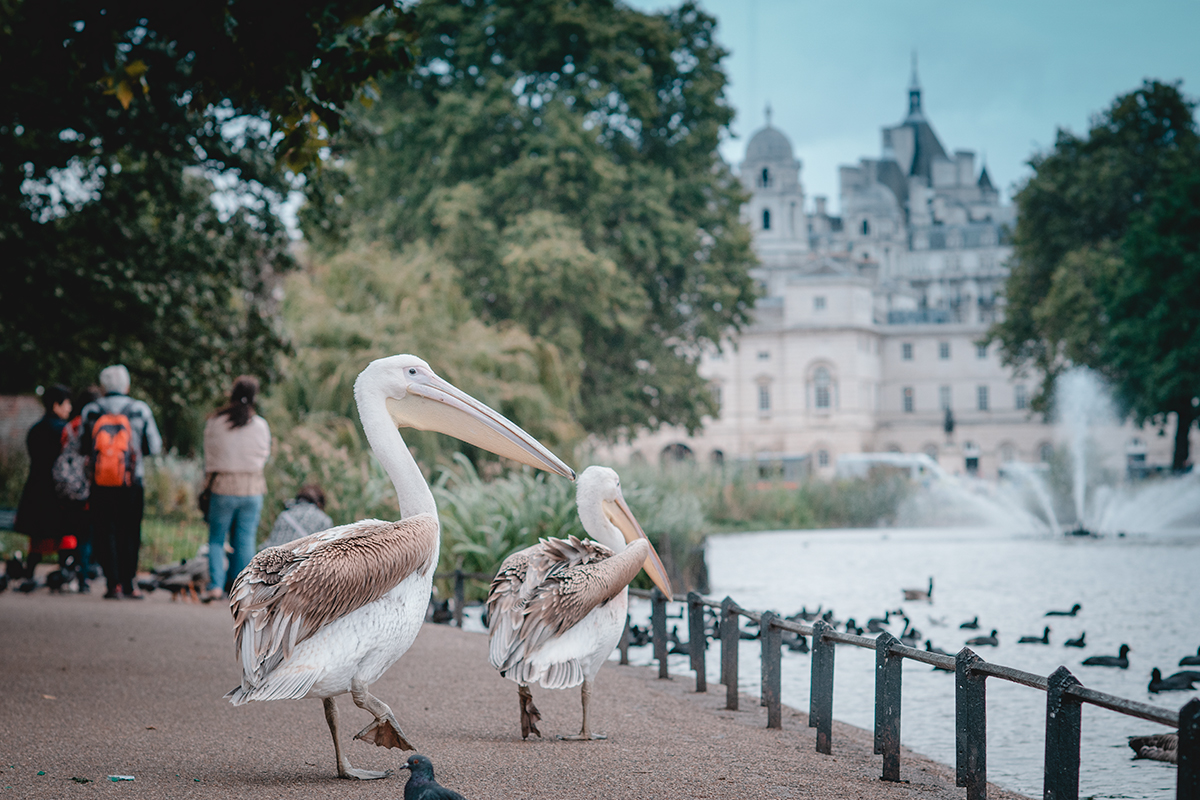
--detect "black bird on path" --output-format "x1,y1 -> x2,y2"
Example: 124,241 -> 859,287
400,755 -> 467,800
1147,668 -> 1197,693
1018,626 -> 1050,644
959,616 -> 979,630
1179,646 -> 1200,666
1045,603 -> 1081,617
1082,644 -> 1130,669
965,629 -> 999,647
1064,632 -> 1086,648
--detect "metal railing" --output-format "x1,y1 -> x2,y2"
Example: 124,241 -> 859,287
628,588 -> 1199,800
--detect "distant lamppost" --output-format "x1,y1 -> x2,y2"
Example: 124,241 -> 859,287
944,408 -> 955,443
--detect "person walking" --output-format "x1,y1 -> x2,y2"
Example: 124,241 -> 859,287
201,376 -> 270,602
14,384 -> 72,584
79,365 -> 163,599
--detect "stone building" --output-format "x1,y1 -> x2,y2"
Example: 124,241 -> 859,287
595,67 -> 1148,480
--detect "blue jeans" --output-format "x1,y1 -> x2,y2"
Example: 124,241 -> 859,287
207,493 -> 263,592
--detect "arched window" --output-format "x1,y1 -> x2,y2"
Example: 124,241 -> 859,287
761,167 -> 770,187
861,219 -> 870,235
814,367 -> 832,409
762,208 -> 771,230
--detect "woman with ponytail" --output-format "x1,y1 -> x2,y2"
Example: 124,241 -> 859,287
201,376 -> 270,602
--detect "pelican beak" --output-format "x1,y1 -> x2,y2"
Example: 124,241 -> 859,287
385,375 -> 575,481
602,494 -> 673,599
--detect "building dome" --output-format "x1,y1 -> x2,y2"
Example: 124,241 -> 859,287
744,126 -> 795,163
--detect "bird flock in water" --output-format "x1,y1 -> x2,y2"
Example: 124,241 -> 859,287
622,579 -> 1200,765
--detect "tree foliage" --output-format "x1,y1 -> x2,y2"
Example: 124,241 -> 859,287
303,0 -> 757,439
990,81 -> 1200,469
0,0 -> 414,448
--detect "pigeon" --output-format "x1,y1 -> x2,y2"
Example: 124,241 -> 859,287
400,754 -> 467,800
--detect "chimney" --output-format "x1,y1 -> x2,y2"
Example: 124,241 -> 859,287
815,196 -> 828,217
955,150 -> 975,187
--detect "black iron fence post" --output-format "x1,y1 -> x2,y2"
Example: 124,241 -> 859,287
720,596 -> 739,711
452,569 -> 465,627
651,588 -> 669,679
1044,666 -> 1083,800
874,631 -> 903,781
618,613 -> 631,665
1179,697 -> 1200,799
810,619 -> 835,754
761,611 -> 782,729
688,592 -> 707,693
956,647 -> 988,800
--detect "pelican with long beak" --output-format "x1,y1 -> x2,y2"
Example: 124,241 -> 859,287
225,355 -> 574,779
487,465 -> 672,740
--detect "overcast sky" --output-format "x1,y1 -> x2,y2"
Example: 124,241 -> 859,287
626,0 -> 1200,213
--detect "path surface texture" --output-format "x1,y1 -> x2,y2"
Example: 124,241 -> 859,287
1,589 -> 1029,799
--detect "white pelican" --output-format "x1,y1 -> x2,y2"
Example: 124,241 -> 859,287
225,355 -> 574,779
487,465 -> 673,740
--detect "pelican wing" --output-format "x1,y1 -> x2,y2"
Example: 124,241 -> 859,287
229,512 -> 439,687
487,535 -> 646,676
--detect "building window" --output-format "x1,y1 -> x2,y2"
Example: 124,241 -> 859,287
861,219 -> 870,236
817,449 -> 830,468
976,343 -> 988,359
939,385 -> 951,411
1039,442 -> 1054,463
814,295 -> 826,311
977,385 -> 989,411
999,442 -> 1016,463
939,342 -> 950,360
902,387 -> 914,413
902,342 -> 913,360
1015,384 -> 1028,410
711,383 -> 722,411
761,167 -> 770,187
814,367 -> 832,409
758,384 -> 771,413
757,350 -> 770,361
762,208 -> 771,230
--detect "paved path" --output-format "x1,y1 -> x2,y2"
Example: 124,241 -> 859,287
0,588 -> 1028,799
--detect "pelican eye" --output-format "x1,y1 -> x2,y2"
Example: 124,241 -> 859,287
408,368 -> 417,375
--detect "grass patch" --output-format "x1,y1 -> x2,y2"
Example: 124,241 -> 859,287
140,518 -> 208,570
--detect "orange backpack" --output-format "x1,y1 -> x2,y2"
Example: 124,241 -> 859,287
92,410 -> 137,487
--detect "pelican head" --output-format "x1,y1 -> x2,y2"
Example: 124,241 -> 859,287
577,466 -> 673,598
356,354 -> 575,481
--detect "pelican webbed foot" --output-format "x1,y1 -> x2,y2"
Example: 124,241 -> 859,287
557,731 -> 607,741
518,684 -> 542,739
353,715 -> 413,750
350,678 -> 415,750
339,764 -> 394,780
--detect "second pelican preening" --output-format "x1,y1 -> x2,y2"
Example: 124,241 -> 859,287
224,355 -> 574,779
487,466 -> 673,740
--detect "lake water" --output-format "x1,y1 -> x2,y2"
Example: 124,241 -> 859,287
625,526 -> 1199,799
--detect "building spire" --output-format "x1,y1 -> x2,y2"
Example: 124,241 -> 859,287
765,101 -> 773,128
907,51 -> 923,120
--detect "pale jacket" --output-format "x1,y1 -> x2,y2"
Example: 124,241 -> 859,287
203,414 -> 271,496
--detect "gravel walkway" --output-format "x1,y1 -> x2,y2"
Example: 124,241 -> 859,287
0,588 -> 1029,799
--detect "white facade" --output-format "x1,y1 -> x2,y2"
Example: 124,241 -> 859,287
596,69 -> 1177,480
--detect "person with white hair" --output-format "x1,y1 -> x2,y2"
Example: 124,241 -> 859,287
78,364 -> 162,599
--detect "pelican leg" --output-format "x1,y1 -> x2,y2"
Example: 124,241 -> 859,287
517,684 -> 542,739
349,678 -> 414,751
558,678 -> 607,741
324,697 -> 391,780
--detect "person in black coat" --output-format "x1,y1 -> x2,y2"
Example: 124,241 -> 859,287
14,384 -> 72,580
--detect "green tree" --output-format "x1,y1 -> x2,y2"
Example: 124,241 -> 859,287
303,0 -> 758,439
990,81 -> 1200,469
0,1 -> 414,447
